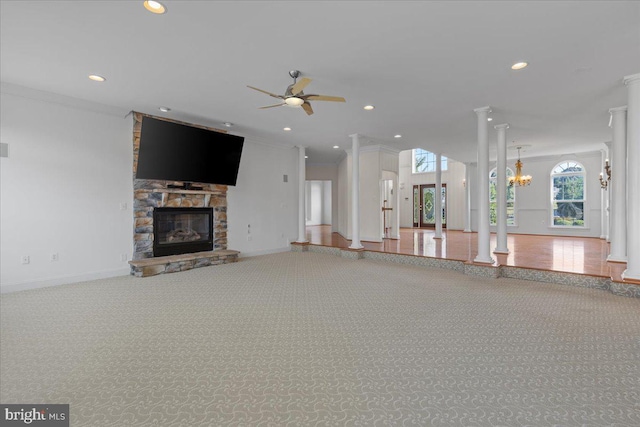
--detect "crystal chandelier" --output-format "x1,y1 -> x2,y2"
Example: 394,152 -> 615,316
508,147 -> 532,187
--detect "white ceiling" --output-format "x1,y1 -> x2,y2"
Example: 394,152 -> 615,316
1,1 -> 638,164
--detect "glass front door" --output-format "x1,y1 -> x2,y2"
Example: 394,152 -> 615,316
413,184 -> 446,228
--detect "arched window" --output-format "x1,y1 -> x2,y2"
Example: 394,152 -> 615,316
489,167 -> 516,226
551,161 -> 586,227
413,149 -> 447,173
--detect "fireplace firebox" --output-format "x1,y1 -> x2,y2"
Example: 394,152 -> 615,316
153,207 -> 214,257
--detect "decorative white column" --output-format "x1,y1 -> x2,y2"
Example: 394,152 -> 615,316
607,106 -> 627,262
622,73 -> 640,281
604,141 -> 612,242
463,162 -> 472,232
296,146 -> 308,243
494,123 -> 509,254
349,134 -> 364,249
434,153 -> 443,239
474,106 -> 494,264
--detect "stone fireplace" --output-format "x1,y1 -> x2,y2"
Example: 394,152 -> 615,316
129,112 -> 238,276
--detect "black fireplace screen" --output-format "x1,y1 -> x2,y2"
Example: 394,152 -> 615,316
153,207 -> 213,256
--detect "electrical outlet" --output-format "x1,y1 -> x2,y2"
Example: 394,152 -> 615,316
120,202 -> 127,211
247,235 -> 253,241
21,255 -> 30,265
120,253 -> 128,262
50,253 -> 59,262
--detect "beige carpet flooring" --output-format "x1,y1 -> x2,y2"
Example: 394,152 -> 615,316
1,251 -> 639,426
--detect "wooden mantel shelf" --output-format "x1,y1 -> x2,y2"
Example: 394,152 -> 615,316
134,188 -> 225,195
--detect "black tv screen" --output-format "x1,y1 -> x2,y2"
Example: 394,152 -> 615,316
136,116 -> 244,186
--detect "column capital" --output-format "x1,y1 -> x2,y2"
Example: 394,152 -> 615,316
348,133 -> 362,140
609,106 -> 628,113
494,123 -> 510,130
623,73 -> 640,86
473,106 -> 492,114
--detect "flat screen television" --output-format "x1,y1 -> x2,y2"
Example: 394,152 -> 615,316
136,116 -> 244,186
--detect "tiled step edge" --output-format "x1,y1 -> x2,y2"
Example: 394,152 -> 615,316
297,244 -> 640,298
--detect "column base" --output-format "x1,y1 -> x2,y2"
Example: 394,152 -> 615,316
493,248 -> 509,254
349,243 -> 364,250
463,229 -> 472,233
607,254 -> 627,263
622,268 -> 640,283
473,255 -> 494,264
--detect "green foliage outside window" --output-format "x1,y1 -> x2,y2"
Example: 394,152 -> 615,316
551,162 -> 585,227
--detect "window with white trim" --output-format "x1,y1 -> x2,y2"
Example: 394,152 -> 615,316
551,161 -> 586,227
489,167 -> 516,226
413,149 -> 447,173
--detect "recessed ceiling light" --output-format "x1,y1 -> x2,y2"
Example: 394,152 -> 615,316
364,105 -> 375,110
283,127 -> 291,131
305,155 -> 308,159
394,134 -> 402,138
333,145 -> 340,149
223,122 -> 233,127
88,74 -> 106,82
143,1 -> 166,14
487,118 -> 493,122
158,106 -> 171,112
511,62 -> 528,70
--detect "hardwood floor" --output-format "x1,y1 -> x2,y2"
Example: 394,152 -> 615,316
305,225 -> 627,281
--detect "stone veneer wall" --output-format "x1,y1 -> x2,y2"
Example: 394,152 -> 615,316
132,112 -> 229,260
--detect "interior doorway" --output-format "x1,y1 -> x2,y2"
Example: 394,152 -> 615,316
413,184 -> 447,228
305,180 -> 332,226
381,179 -> 394,238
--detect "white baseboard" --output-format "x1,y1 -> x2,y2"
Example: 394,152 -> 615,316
238,246 -> 291,258
1,268 -> 131,294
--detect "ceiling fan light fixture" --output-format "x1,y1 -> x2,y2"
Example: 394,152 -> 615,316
285,97 -> 304,107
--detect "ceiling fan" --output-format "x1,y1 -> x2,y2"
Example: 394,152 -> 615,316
247,70 -> 346,116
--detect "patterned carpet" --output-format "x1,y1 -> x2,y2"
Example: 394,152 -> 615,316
1,251 -> 639,426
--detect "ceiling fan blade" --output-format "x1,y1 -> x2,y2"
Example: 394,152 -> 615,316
247,85 -> 284,99
259,103 -> 285,109
305,95 -> 346,102
290,78 -> 312,96
301,102 -> 314,115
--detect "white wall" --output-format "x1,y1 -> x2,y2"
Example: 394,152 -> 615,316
322,181 -> 332,225
0,85 -> 300,292
468,150 -> 603,237
398,150 -> 466,230
226,142 -> 298,256
305,181 -> 323,225
0,88 -> 133,292
337,157 -> 350,237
